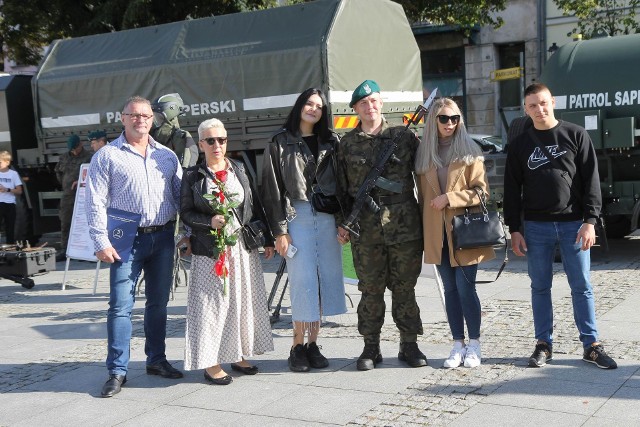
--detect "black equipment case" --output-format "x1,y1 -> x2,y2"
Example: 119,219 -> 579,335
0,247 -> 56,289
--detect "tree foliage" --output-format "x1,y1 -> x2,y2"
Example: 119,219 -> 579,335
553,0 -> 640,38
396,0 -> 506,30
0,0 -> 276,68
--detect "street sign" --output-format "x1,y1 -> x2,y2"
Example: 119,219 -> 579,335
490,67 -> 522,82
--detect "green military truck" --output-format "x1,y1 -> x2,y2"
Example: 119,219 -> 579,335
487,34 -> 640,238
0,0 -> 424,239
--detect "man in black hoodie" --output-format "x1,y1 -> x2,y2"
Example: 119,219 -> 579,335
504,83 -> 617,370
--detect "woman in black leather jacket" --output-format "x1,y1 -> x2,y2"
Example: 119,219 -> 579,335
262,88 -> 347,373
181,118 -> 274,386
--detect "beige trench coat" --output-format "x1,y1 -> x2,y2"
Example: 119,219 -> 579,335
418,159 -> 496,266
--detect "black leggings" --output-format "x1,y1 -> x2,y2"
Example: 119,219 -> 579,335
0,202 -> 16,244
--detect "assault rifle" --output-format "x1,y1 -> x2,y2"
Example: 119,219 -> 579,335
341,88 -> 438,237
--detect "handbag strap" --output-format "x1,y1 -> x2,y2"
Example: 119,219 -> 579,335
453,186 -> 508,284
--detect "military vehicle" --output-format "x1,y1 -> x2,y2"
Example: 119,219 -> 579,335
487,34 -> 640,238
0,0 -> 424,240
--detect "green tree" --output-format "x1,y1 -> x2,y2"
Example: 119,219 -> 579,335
0,0 -> 276,69
396,0 -> 506,30
553,0 -> 640,38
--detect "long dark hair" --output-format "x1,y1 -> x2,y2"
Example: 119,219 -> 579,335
283,88 -> 331,141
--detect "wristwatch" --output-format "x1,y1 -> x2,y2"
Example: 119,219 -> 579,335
5,188 -> 9,193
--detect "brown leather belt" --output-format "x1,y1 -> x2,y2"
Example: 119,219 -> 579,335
137,221 -> 175,234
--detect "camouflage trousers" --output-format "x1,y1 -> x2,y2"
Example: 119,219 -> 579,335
58,194 -> 75,251
351,239 -> 423,345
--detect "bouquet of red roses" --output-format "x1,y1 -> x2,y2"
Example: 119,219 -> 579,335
202,169 -> 240,296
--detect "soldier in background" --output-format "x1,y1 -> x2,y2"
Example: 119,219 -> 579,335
151,93 -> 198,168
55,134 -> 93,260
89,130 -> 108,152
336,80 -> 426,370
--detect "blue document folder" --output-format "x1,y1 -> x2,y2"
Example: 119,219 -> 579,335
106,208 -> 142,263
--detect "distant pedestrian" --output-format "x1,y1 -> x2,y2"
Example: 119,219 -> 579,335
89,130 -> 108,152
0,151 -> 23,244
504,83 -> 617,369
55,134 -> 93,260
416,97 -> 494,368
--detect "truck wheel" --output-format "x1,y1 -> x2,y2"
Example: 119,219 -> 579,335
604,215 -> 630,239
506,116 -> 533,148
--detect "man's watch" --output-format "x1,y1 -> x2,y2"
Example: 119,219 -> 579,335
5,188 -> 9,193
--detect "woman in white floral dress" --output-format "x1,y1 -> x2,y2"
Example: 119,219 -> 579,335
181,118 -> 274,385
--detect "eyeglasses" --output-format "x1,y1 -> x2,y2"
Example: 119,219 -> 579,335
122,113 -> 153,121
437,114 -> 461,125
201,137 -> 228,146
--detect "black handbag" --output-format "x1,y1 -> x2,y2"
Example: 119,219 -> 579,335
452,188 -> 506,250
311,192 -> 341,214
240,219 -> 267,251
451,187 -> 508,284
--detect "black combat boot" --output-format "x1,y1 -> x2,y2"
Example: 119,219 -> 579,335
357,343 -> 382,371
398,342 -> 428,367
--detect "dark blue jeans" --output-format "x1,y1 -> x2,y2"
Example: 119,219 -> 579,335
524,220 -> 598,349
106,229 -> 174,375
436,238 -> 481,340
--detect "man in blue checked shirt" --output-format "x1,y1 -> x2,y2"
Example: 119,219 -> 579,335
86,96 -> 185,398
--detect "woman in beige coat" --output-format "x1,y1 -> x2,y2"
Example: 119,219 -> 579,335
416,98 -> 495,368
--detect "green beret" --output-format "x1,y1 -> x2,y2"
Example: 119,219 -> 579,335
88,130 -> 107,141
349,79 -> 380,108
67,134 -> 80,150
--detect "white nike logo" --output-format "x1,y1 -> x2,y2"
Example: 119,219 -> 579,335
527,145 -> 567,170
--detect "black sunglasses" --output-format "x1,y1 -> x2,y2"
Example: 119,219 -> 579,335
201,137 -> 228,146
437,114 -> 461,125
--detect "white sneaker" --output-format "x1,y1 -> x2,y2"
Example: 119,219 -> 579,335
443,341 -> 466,368
464,340 -> 482,368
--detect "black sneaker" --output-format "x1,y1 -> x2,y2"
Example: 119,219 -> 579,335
305,342 -> 329,369
288,344 -> 310,372
583,343 -> 617,369
398,342 -> 428,367
528,342 -> 553,367
357,344 -> 382,371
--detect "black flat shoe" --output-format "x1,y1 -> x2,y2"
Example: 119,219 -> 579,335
204,369 -> 233,385
146,360 -> 184,379
101,374 -> 126,398
230,363 -> 258,375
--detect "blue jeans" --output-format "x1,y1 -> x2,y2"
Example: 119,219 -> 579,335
436,238 -> 481,340
106,229 -> 174,375
524,220 -> 598,349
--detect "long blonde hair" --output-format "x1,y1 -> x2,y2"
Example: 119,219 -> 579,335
415,97 -> 482,174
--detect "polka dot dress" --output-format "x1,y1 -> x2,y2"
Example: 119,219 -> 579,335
184,166 -> 274,370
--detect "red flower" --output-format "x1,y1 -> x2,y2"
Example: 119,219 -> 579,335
215,170 -> 228,182
214,258 -> 225,276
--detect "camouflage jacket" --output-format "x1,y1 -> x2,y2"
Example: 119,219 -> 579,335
55,148 -> 93,195
336,119 -> 422,245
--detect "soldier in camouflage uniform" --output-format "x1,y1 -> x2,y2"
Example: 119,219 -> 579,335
55,134 -> 93,259
336,80 -> 426,370
151,93 -> 199,168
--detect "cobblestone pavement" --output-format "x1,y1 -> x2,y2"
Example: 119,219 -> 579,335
270,245 -> 640,426
1,241 -> 639,425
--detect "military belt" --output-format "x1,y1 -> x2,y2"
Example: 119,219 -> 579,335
372,192 -> 414,206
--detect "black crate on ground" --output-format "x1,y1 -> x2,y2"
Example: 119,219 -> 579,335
0,248 -> 56,277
